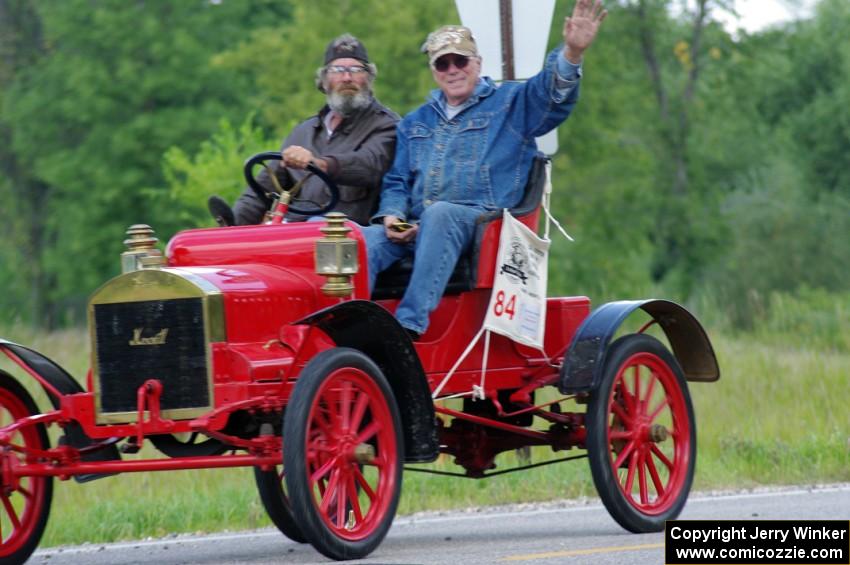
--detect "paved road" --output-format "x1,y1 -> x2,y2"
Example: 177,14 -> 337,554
31,484 -> 850,565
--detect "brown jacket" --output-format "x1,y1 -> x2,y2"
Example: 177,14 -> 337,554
234,98 -> 398,225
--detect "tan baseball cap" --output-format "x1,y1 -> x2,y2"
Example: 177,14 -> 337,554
421,25 -> 479,66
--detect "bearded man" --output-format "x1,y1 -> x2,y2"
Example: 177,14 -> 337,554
232,34 -> 399,225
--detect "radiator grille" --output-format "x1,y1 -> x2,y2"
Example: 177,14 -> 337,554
94,297 -> 210,415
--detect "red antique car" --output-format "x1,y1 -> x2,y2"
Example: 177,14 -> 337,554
0,153 -> 719,563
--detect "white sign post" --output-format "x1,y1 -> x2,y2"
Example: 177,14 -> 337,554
455,0 -> 558,154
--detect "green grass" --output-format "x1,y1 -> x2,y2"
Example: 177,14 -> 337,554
0,323 -> 848,547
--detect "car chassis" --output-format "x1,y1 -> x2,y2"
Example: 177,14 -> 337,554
0,153 -> 719,563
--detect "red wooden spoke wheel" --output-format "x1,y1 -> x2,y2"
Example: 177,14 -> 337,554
587,334 -> 695,532
284,348 -> 402,560
0,372 -> 53,565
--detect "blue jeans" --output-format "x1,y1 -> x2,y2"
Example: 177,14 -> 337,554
363,201 -> 485,334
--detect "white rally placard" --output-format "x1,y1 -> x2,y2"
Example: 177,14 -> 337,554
482,209 -> 550,348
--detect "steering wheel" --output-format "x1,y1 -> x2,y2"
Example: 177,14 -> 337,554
243,151 -> 340,216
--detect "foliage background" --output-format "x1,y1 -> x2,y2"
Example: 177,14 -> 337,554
2,0 -> 849,334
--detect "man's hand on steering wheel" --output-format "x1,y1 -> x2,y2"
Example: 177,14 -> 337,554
282,145 -> 329,173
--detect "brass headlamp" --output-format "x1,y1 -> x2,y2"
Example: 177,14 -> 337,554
121,224 -> 165,273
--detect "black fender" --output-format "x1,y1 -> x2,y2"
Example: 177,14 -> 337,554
0,338 -> 85,406
559,299 -> 720,394
0,338 -> 121,480
296,300 -> 439,463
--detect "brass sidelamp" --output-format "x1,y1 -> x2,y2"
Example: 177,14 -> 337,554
315,213 -> 359,297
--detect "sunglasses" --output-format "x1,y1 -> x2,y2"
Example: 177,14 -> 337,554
433,54 -> 471,72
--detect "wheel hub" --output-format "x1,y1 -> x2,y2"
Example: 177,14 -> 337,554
649,423 -> 669,443
352,443 -> 375,464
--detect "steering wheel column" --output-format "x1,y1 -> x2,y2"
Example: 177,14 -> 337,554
243,152 -> 341,224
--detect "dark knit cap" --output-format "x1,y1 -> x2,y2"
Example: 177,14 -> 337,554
324,34 -> 370,65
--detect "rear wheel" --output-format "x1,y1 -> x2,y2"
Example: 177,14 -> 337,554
586,334 -> 695,532
284,348 -> 402,560
253,464 -> 307,543
0,372 -> 53,564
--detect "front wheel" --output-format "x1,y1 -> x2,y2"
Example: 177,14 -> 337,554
0,372 -> 53,564
284,348 -> 402,560
586,334 -> 696,532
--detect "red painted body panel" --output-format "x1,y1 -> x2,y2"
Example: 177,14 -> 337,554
376,290 -> 589,396
165,220 -> 588,396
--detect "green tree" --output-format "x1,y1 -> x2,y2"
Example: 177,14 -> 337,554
699,0 -> 850,324
0,0 -> 53,325
1,0 -> 290,326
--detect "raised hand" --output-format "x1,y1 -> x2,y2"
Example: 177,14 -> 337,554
563,0 -> 608,64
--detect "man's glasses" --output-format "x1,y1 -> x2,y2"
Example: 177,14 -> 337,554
433,54 -> 471,72
327,65 -> 368,75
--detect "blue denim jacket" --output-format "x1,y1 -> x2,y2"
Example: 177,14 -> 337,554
375,46 -> 581,221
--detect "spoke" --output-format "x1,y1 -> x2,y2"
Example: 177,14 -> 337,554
313,405 -> 334,437
366,454 -> 386,468
1,493 -> 21,529
638,451 -> 649,504
353,466 -> 377,502
336,473 -> 347,527
632,365 -> 641,410
612,440 -> 635,470
648,396 -> 670,423
650,443 -> 674,471
341,380 -> 353,432
318,470 -> 340,515
346,473 -> 363,524
309,441 -> 336,454
610,401 -> 632,426
316,475 -> 328,496
646,450 -> 666,497
319,398 -> 338,432
18,485 -> 32,500
356,420 -> 382,445
643,372 -> 658,414
623,448 -> 638,496
350,392 -> 370,432
617,378 -> 636,417
609,430 -> 633,441
310,456 -> 337,484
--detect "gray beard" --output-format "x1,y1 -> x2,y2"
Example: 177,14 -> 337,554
327,89 -> 371,117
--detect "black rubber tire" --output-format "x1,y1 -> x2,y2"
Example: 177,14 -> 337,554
253,464 -> 307,543
586,334 -> 696,533
0,371 -> 53,565
284,348 -> 403,560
